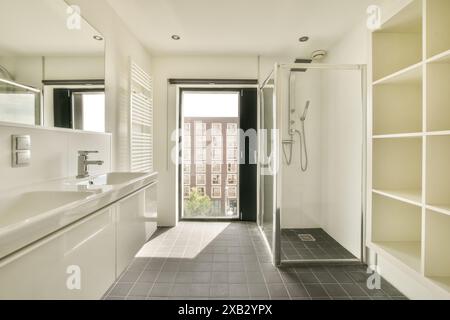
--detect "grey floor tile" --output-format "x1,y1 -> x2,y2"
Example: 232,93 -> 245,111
248,281 -> 268,295
286,283 -> 309,298
347,271 -> 370,283
118,270 -> 142,283
212,263 -> 228,272
193,272 -> 212,283
105,296 -> 125,300
314,272 -> 337,284
304,284 -> 329,298
263,271 -> 283,284
190,284 -> 210,297
175,272 -> 193,283
341,283 -> 368,297
170,284 -> 191,297
138,270 -> 159,283
267,284 -> 289,298
229,284 -> 250,297
149,284 -> 172,297
329,271 -> 354,283
211,272 -> 229,284
109,283 -> 133,297
229,272 -> 247,284
323,284 -> 349,298
280,272 -> 300,284
246,272 -> 265,283
210,284 -> 229,298
128,282 -> 153,297
156,271 -> 177,283
297,272 -> 320,284
104,222 -> 406,301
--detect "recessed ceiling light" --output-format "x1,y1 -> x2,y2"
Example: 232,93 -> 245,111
299,36 -> 309,42
171,35 -> 181,40
93,35 -> 104,41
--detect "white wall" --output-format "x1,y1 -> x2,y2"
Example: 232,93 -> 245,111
66,0 -> 152,171
318,0 -> 414,264
0,124 -> 111,193
280,69 -> 323,229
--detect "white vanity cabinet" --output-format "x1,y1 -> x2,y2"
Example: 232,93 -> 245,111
0,208 -> 116,300
0,177 -> 158,300
116,182 -> 158,275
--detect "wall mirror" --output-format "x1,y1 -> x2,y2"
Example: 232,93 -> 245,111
0,0 -> 106,132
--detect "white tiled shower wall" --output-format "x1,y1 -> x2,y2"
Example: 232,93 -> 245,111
0,124 -> 111,193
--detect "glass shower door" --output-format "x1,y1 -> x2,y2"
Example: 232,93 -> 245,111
259,77 -> 279,263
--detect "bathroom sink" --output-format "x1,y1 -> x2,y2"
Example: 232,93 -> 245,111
77,172 -> 149,186
0,191 -> 95,227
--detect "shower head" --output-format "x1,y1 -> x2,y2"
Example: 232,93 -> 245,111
291,59 -> 312,72
300,101 -> 310,121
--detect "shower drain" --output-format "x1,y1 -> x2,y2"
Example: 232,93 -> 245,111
298,234 -> 316,242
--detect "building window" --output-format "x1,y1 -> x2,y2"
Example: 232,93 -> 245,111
227,162 -> 238,174
184,186 -> 191,198
196,174 -> 206,186
211,162 -> 222,173
196,163 -> 206,173
211,174 -> 221,186
211,187 -> 222,199
226,199 -> 238,216
227,174 -> 238,185
227,187 -> 237,198
227,123 -> 237,135
195,122 -> 206,136
212,123 -> 222,135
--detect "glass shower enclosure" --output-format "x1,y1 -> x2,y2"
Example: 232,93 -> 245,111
258,63 -> 367,266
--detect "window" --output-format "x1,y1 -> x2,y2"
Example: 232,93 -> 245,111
211,174 -> 222,186
212,187 -> 222,199
196,174 -> 206,186
181,90 -> 240,219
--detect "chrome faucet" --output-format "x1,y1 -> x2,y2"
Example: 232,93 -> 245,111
77,151 -> 104,179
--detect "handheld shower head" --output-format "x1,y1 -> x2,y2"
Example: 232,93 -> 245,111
300,101 -> 310,121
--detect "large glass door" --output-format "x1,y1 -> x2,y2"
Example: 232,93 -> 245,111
181,90 -> 240,219
259,75 -> 278,262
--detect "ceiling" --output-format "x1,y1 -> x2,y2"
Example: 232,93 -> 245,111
107,0 -> 384,56
0,0 -> 104,56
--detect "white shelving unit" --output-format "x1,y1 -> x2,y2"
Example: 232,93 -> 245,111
370,0 -> 450,299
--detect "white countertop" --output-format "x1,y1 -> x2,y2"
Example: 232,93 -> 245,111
0,171 -> 158,261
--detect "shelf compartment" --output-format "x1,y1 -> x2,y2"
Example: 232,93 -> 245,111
426,0 -> 450,59
372,193 -> 422,272
373,137 -> 422,194
426,135 -> 450,210
426,62 -> 450,132
372,0 -> 423,81
373,66 -> 422,135
373,189 -> 422,207
424,209 -> 450,292
373,133 -> 423,139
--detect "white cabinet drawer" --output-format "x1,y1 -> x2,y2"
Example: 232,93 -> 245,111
116,191 -> 147,275
116,182 -> 157,275
0,208 -> 115,300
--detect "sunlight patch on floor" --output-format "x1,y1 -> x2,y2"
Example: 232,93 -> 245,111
136,222 -> 231,259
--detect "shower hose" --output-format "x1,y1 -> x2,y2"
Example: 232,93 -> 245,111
282,120 -> 308,172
